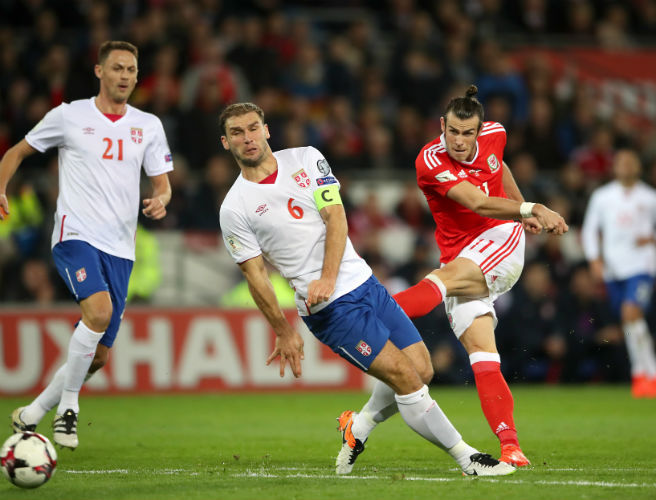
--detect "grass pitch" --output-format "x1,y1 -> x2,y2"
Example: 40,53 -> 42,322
1,386 -> 655,500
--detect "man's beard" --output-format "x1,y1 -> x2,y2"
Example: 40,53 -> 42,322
238,150 -> 265,167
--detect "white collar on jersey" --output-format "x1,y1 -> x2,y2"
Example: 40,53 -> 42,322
439,133 -> 480,165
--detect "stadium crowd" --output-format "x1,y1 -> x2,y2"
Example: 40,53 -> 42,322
1,0 -> 656,386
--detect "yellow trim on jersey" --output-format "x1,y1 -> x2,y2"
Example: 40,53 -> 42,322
313,184 -> 342,211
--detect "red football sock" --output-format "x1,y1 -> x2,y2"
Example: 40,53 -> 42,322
471,360 -> 519,447
392,278 -> 444,318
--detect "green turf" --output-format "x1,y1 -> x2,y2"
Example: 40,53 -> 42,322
1,386 -> 655,500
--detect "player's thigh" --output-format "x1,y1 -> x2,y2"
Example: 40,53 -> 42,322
458,314 -> 498,354
52,240 -> 110,302
440,222 -> 525,299
302,281 -> 391,372
97,252 -> 133,348
368,340 -> 424,395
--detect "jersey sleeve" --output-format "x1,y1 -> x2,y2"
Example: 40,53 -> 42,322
581,191 -> 602,261
301,146 -> 341,192
219,205 -> 262,264
25,104 -> 66,152
415,150 -> 461,198
143,116 -> 174,176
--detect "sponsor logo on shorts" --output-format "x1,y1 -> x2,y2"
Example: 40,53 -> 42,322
356,340 -> 372,356
75,268 -> 87,282
316,176 -> 337,186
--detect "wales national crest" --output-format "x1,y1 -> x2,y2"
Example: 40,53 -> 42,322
130,127 -> 143,144
487,153 -> 499,172
292,169 -> 311,188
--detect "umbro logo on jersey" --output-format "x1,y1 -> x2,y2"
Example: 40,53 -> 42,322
255,204 -> 269,216
435,170 -> 458,183
82,127 -> 95,135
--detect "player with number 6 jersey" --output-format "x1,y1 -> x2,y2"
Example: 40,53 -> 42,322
1,41 -> 173,450
218,102 -> 516,478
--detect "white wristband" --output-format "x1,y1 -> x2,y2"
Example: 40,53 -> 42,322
520,202 -> 535,218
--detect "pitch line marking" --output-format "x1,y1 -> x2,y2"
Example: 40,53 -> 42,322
62,469 -> 656,488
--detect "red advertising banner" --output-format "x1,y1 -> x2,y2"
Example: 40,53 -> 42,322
0,308 -> 368,395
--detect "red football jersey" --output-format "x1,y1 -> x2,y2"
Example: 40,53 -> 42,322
416,121 -> 509,264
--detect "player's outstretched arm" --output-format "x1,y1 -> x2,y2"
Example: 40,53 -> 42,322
0,139 -> 38,220
447,181 -> 569,235
501,161 -> 541,234
239,255 -> 304,378
142,173 -> 172,220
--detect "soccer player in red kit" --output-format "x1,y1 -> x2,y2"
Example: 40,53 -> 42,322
392,85 -> 568,466
335,86 -> 568,472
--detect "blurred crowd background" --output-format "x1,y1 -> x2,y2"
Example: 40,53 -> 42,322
2,0 -> 656,386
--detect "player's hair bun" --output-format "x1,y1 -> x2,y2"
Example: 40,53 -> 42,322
465,85 -> 478,99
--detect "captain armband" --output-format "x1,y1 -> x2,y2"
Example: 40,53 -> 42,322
313,184 -> 342,211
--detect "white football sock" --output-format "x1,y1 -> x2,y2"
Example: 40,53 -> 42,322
625,319 -> 656,377
623,320 -> 644,376
57,321 -> 104,415
624,319 -> 656,377
21,364 -> 67,425
395,385 -> 466,461
447,439 -> 480,470
352,380 -> 398,441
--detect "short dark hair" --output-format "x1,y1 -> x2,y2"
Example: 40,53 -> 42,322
98,41 -> 138,65
443,85 -> 484,129
219,102 -> 265,135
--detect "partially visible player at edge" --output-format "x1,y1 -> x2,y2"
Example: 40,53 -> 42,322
218,102 -> 515,477
1,41 -> 173,449
341,85 -> 568,468
582,149 -> 656,398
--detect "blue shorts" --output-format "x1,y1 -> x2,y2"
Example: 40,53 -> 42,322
302,275 -> 422,371
605,274 -> 655,317
52,240 -> 133,348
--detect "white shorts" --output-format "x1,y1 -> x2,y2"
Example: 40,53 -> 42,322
444,222 -> 525,338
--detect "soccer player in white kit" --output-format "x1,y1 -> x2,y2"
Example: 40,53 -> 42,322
218,102 -> 515,477
0,41 -> 173,448
582,149 -> 656,398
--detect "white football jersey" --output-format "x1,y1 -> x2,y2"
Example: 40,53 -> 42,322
582,180 -> 656,280
220,146 -> 372,315
25,98 -> 173,261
